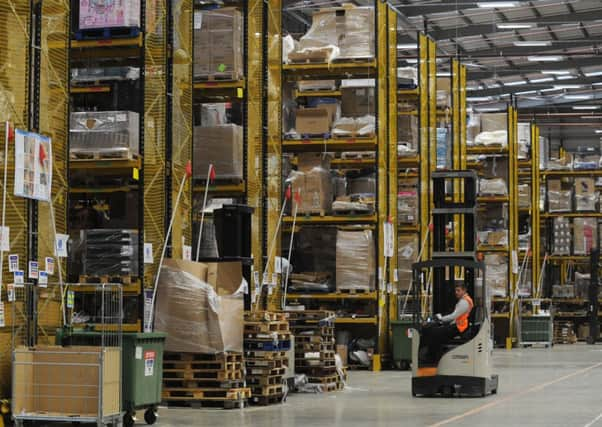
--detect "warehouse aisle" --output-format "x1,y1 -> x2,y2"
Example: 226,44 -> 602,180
157,345 -> 602,427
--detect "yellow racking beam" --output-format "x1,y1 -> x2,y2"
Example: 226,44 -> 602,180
171,0 -> 193,259
266,0 -> 282,311
387,6 -> 399,336
247,0 -> 265,282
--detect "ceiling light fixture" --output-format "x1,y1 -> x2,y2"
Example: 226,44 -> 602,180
595,130 -> 602,134
541,70 -> 571,75
573,106 -> 600,110
581,116 -> 602,119
504,80 -> 527,86
397,44 -> 417,50
515,90 -> 537,95
475,107 -> 504,112
466,96 -> 492,102
530,77 -> 555,83
554,84 -> 583,89
516,41 -> 553,47
477,2 -> 520,8
497,23 -> 536,29
564,94 -> 593,100
556,75 -> 575,81
527,55 -> 564,62
585,71 -> 602,77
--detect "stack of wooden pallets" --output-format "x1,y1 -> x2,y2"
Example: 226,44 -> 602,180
244,311 -> 291,405
286,310 -> 344,392
554,320 -> 577,344
162,352 -> 251,409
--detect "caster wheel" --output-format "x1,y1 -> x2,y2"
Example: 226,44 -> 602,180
400,361 -> 410,370
124,413 -> 135,427
144,408 -> 157,425
492,388 -> 498,395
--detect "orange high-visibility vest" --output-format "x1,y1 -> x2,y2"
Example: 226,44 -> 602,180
456,294 -> 474,333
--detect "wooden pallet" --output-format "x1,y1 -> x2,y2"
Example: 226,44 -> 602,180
296,342 -> 336,352
245,358 -> 285,369
295,365 -> 338,376
295,335 -> 334,344
250,393 -> 285,406
247,367 -> 286,377
194,72 -> 244,82
246,375 -> 283,387
244,321 -> 290,334
162,387 -> 251,401
244,350 -> 287,360
290,327 -> 335,337
162,368 -> 244,382
163,378 -> 245,389
163,360 -> 243,373
70,149 -> 140,161
295,359 -> 336,368
338,288 -> 373,294
74,26 -> 141,41
79,274 -> 132,285
244,311 -> 287,323
332,133 -> 376,140
244,340 -> 291,352
164,352 -> 243,363
307,374 -> 339,384
164,399 -> 248,409
340,152 -> 376,160
332,209 -> 374,216
250,384 -> 284,397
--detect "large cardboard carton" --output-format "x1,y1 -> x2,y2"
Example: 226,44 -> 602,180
336,229 -> 375,291
154,258 -> 244,353
341,87 -> 375,117
193,8 -> 243,79
480,113 -> 508,132
297,153 -> 332,172
287,168 -> 333,215
78,0 -> 141,30
194,124 -> 243,180
295,108 -> 331,135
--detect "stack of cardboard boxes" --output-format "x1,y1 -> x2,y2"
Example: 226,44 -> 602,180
286,153 -> 333,215
194,124 -> 243,181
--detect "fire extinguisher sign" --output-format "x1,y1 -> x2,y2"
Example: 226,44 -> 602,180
144,351 -> 156,377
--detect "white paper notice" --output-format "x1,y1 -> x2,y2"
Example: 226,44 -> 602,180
384,221 -> 394,258
0,226 -> 9,252
14,270 -> 24,285
144,243 -> 154,264
38,271 -> 48,288
28,261 -> 39,279
55,234 -> 69,258
8,254 -> 18,272
0,302 -> 5,327
182,245 -> 192,261
511,250 -> 519,275
45,257 -> 54,275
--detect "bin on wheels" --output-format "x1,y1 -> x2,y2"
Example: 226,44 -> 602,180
391,319 -> 413,370
56,330 -> 167,426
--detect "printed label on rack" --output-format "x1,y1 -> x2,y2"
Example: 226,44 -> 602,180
254,271 -> 260,288
28,261 -> 38,280
45,257 -> 54,275
55,234 -> 69,258
511,250 -> 519,275
271,273 -> 278,286
262,273 -> 269,285
38,271 -> 48,288
194,11 -> 203,29
394,268 -> 399,282
144,351 -> 156,376
116,113 -> 127,122
67,291 -> 75,309
14,270 -> 24,285
384,221 -> 394,258
387,283 -> 393,294
133,167 -> 139,181
378,267 -> 383,281
8,254 -> 18,272
275,257 -> 282,274
143,290 -> 153,333
182,245 -> 192,261
237,88 -> 244,98
144,243 -> 154,264
0,302 -> 5,327
135,346 -> 142,360
7,285 -> 15,302
0,226 -> 9,252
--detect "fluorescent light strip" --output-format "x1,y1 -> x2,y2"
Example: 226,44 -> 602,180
497,23 -> 535,29
595,130 -> 602,134
564,94 -> 593,100
397,44 -> 417,50
585,71 -> 602,77
477,2 -> 520,8
516,41 -> 552,47
556,75 -> 575,81
527,55 -> 564,62
515,90 -> 537,95
530,77 -> 555,83
504,80 -> 527,86
573,106 -> 600,110
554,84 -> 582,89
541,70 -> 571,75
466,97 -> 492,102
581,116 -> 602,119
476,107 -> 504,112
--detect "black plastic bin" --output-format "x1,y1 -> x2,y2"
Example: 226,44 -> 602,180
213,204 -> 254,257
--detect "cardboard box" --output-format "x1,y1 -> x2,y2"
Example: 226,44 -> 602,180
154,258 -> 244,353
78,0 -> 141,30
295,108 -> 331,136
194,124 -> 243,180
518,184 -> 531,208
336,229 -> 375,291
193,8 -> 243,79
341,87 -> 375,117
336,344 -> 348,366
287,168 -> 333,214
13,346 -> 120,417
297,153 -> 332,172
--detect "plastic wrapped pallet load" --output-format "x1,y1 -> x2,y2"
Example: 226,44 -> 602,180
193,8 -> 243,80
69,111 -> 139,156
78,0 -> 141,30
194,124 -> 243,180
286,154 -> 333,215
336,229 -> 376,291
398,235 -> 418,291
154,259 -> 244,353
485,254 -> 508,298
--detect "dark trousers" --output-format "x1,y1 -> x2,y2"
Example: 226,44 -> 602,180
421,323 -> 460,364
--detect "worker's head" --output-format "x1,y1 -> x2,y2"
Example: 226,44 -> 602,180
455,283 -> 467,299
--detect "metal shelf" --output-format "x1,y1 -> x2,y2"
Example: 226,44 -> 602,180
398,224 -> 419,233
193,182 -> 246,195
398,156 -> 420,167
69,185 -> 137,194
283,60 -> 377,76
69,157 -> 142,172
466,146 -> 509,155
69,34 -> 144,49
331,158 -> 375,168
541,169 -> 602,177
193,80 -> 246,90
294,89 -> 341,98
71,85 -> 111,94
283,214 -> 377,225
477,195 -> 510,203
397,88 -> 419,97
541,212 -> 602,218
282,137 -> 377,152
286,292 -> 377,301
477,245 -> 509,253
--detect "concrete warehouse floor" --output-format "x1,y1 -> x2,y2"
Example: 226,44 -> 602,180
154,344 -> 602,427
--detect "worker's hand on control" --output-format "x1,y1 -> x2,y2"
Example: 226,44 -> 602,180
435,313 -> 443,321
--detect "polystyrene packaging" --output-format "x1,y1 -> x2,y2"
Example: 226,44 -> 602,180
485,254 -> 508,297
154,261 -> 244,354
479,178 -> 507,196
332,115 -> 375,137
70,111 -> 139,155
474,130 -> 508,147
336,229 -> 376,291
338,7 -> 375,59
78,0 -> 141,30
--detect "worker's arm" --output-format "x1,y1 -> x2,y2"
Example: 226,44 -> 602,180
440,298 -> 470,323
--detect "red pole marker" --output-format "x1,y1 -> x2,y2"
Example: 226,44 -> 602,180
7,125 -> 14,142
428,223 -> 434,231
294,189 -> 301,204
185,160 -> 192,178
209,164 -> 216,183
285,185 -> 292,200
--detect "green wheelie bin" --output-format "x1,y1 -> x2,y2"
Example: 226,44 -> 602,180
56,329 -> 166,426
391,318 -> 413,370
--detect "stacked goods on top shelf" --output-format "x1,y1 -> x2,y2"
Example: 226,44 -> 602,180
244,312 -> 291,405
286,310 -> 345,392
75,0 -> 141,39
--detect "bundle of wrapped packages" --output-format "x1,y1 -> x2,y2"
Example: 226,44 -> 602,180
575,177 -> 598,212
545,152 -> 573,170
332,115 -> 375,137
552,217 -> 571,255
485,254 -> 508,298
194,124 -> 243,180
517,123 -> 531,160
479,178 -> 507,196
518,267 -> 532,297
397,115 -> 418,156
398,190 -> 418,224
333,174 -> 375,214
154,259 -> 244,353
336,229 -> 376,291
573,152 -> 600,170
286,153 -> 333,215
575,272 -> 590,299
398,235 -> 419,291
477,229 -> 508,247
547,179 -> 572,213
474,130 -> 507,147
574,218 -> 597,255
286,6 -> 374,63
518,184 -> 531,208
397,67 -> 417,88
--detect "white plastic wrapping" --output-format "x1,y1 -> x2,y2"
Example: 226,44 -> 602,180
474,130 -> 508,147
574,218 -> 597,255
548,190 -> 572,213
479,178 -> 508,196
477,230 -> 508,247
518,184 -> 531,208
336,229 -> 375,291
485,254 -> 508,298
398,190 -> 418,224
70,111 -> 139,155
398,235 -> 418,291
194,124 -> 243,180
332,115 -> 375,137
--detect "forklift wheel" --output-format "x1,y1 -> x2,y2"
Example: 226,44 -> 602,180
124,412 -> 135,427
144,408 -> 158,425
